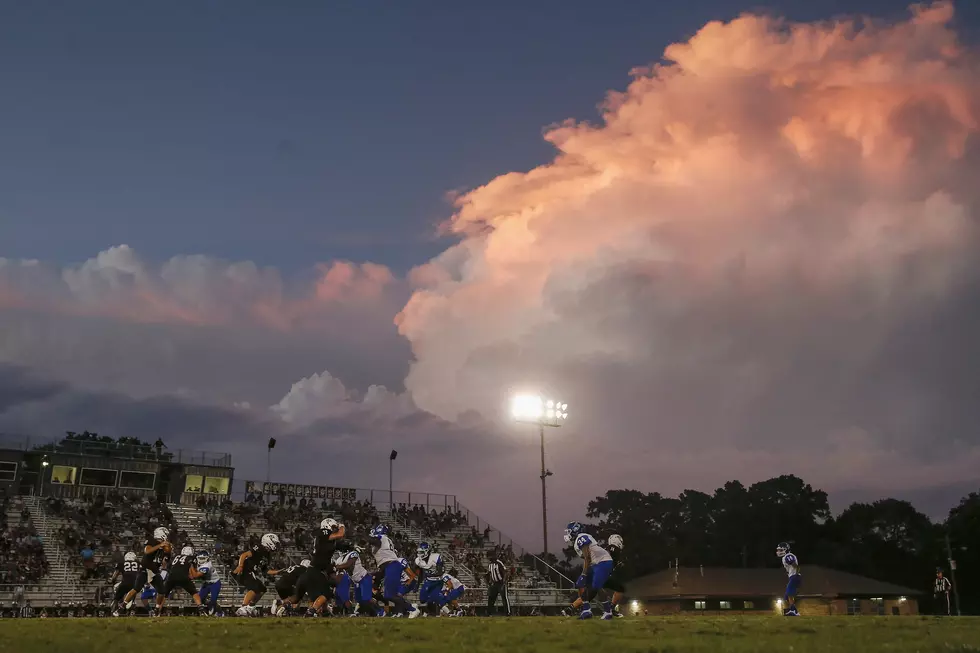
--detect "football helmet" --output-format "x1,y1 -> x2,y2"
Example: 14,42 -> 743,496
180,546 -> 195,557
124,552 -> 137,562
607,534 -> 624,549
563,522 -> 583,543
153,527 -> 170,542
776,542 -> 790,557
197,551 -> 211,565
417,542 -> 431,555
300,558 -> 312,568
261,533 -> 281,551
370,524 -> 390,538
320,518 -> 340,533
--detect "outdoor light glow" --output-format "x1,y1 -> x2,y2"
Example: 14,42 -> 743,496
630,600 -> 640,613
510,394 -> 569,423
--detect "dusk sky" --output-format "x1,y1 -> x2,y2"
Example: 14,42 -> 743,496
2,1 -> 979,551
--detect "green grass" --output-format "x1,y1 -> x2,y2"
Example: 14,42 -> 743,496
1,616 -> 979,653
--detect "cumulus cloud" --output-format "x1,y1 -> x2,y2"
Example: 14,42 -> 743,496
0,245 -> 411,403
271,370 -> 416,425
397,1 -> 980,507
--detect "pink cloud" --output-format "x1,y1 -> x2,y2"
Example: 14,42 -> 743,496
395,1 -> 980,499
0,245 -> 403,332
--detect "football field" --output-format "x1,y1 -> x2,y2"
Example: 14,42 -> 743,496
2,616 -> 979,653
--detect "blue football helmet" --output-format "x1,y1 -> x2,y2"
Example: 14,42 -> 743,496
370,524 -> 390,538
776,542 -> 790,557
563,521 -> 583,543
417,542 -> 431,555
196,550 -> 211,565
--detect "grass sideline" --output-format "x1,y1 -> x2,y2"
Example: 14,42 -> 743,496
1,616 -> 979,653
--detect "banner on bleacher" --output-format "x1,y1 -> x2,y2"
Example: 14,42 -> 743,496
245,480 -> 356,500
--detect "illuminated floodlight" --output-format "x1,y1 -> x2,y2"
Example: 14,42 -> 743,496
630,600 -> 640,613
511,394 -> 569,425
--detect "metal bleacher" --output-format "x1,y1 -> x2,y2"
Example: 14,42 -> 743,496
7,489 -> 574,610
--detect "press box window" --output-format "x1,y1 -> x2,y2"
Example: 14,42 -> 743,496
204,476 -> 230,494
694,601 -> 706,610
79,468 -> 118,487
119,471 -> 155,490
719,601 -> 732,610
50,465 -> 77,484
0,461 -> 17,482
184,474 -> 204,493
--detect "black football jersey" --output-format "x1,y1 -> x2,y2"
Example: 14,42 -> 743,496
311,533 -> 338,571
141,538 -> 168,570
243,544 -> 269,574
277,564 -> 306,588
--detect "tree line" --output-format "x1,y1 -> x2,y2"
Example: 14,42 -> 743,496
537,475 -> 978,614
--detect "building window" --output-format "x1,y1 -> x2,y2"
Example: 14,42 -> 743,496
871,598 -> 885,615
184,474 -> 204,493
694,601 -> 706,610
0,461 -> 17,482
79,468 -> 118,487
119,470 -> 155,490
719,601 -> 732,610
847,599 -> 861,615
744,601 -> 755,609
50,465 -> 77,485
204,476 -> 230,495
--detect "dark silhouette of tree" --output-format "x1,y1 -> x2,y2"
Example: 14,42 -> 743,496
573,475 -> 980,614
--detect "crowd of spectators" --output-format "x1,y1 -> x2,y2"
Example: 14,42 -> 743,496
42,492 -> 185,582
0,496 -> 48,588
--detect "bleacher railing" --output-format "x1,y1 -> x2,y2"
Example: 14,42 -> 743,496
0,433 -> 231,466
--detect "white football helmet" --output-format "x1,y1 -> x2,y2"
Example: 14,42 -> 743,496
300,559 -> 312,568
320,518 -> 339,533
153,527 -> 170,542
124,552 -> 137,562
261,533 -> 280,551
181,546 -> 195,557
607,534 -> 624,550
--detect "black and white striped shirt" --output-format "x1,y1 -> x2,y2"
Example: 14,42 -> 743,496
488,560 -> 506,584
935,576 -> 952,593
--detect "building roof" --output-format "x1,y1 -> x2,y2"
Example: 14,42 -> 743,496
627,566 -> 920,599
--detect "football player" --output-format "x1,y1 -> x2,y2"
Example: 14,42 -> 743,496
233,533 -> 281,616
564,521 -> 615,619
295,518 -> 345,616
269,559 -> 310,616
333,542 -> 378,616
196,551 -> 222,615
437,568 -> 466,617
123,526 -> 171,608
776,542 -> 801,616
605,534 -> 626,617
158,545 -> 204,612
415,542 -> 444,616
370,525 -> 419,618
110,552 -> 141,616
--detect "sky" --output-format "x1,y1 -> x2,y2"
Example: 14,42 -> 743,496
1,1 -> 979,552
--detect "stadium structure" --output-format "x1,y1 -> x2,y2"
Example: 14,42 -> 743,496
0,434 -> 574,612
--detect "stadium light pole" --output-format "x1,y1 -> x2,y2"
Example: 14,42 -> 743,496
511,394 -> 569,556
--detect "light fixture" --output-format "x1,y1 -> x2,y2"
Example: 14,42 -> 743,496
510,394 -> 570,424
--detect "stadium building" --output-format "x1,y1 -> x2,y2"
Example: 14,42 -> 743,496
626,566 -> 920,616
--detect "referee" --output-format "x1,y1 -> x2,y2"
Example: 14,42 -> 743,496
487,558 -> 510,615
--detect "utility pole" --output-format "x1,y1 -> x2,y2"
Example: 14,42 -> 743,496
945,532 -> 962,616
540,424 -> 549,555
